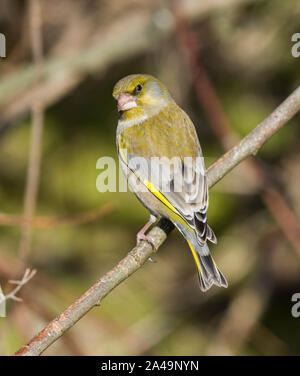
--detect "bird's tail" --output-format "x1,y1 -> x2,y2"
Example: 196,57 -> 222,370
187,239 -> 228,292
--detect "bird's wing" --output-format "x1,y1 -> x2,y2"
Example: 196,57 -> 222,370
117,104 -> 216,245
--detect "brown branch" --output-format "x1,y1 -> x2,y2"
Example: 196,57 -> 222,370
0,203 -> 115,229
18,0 -> 44,267
172,3 -> 300,255
207,86 -> 300,186
14,85 -> 300,356
172,0 -> 234,148
23,296 -> 87,356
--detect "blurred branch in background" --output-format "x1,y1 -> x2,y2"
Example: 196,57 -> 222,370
18,0 -> 44,268
0,203 -> 115,228
208,285 -> 270,355
207,229 -> 280,355
14,84 -> 300,355
172,0 -> 300,256
0,0 -> 257,132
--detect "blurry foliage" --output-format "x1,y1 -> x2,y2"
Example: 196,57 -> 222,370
0,0 -> 300,355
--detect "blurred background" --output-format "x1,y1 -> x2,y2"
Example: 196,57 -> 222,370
0,0 -> 300,356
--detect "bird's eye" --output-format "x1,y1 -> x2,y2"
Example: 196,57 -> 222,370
135,84 -> 143,94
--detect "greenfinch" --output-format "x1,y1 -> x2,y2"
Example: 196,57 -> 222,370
113,74 -> 227,292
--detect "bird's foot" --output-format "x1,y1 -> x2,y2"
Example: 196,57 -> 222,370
136,232 -> 157,250
135,215 -> 157,250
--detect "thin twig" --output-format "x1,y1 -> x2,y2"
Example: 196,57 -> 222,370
14,85 -> 300,356
0,269 -> 36,306
18,0 -> 44,267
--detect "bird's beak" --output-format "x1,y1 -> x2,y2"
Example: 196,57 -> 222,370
117,93 -> 137,112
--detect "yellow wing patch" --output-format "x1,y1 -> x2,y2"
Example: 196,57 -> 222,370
144,179 -> 180,215
187,239 -> 201,271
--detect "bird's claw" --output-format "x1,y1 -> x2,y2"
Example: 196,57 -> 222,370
136,233 -> 157,250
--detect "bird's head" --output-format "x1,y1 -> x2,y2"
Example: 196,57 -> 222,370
113,74 -> 171,123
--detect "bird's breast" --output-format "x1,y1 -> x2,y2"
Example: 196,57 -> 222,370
117,104 -> 198,159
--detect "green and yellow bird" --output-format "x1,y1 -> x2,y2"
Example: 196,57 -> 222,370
113,74 -> 227,292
